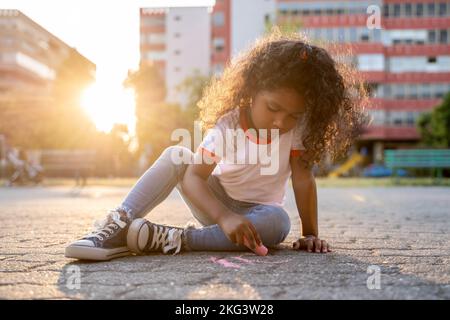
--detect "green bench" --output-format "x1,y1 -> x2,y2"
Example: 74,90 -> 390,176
384,149 -> 450,179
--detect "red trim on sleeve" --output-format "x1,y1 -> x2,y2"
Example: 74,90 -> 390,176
290,149 -> 303,157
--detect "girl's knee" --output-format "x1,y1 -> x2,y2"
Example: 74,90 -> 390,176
159,146 -> 193,180
248,205 -> 291,247
162,145 -> 193,162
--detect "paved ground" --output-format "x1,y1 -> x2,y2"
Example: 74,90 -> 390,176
0,184 -> 449,299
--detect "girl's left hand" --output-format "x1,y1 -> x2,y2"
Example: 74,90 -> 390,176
292,236 -> 331,253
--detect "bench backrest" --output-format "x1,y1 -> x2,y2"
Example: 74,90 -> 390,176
40,150 -> 96,171
384,149 -> 450,168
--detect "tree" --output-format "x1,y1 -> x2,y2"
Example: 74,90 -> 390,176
124,63 -> 180,163
49,48 -> 98,149
0,48 -> 98,150
417,92 -> 450,148
176,69 -> 211,137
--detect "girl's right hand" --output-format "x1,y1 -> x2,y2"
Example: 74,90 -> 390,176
218,211 -> 262,250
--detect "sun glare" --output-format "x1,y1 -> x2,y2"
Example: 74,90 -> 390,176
81,81 -> 136,135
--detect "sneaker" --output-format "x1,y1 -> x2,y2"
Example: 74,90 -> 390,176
127,218 -> 188,255
65,206 -> 133,261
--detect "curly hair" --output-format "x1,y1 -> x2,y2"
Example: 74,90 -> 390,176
198,30 -> 370,169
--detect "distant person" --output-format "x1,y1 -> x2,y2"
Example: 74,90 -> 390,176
6,147 -> 43,186
66,32 -> 368,260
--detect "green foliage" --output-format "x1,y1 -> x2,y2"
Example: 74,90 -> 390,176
124,64 -> 211,164
417,92 -> 450,148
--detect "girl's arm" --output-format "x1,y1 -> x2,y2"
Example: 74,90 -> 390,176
290,156 -> 318,237
290,155 -> 331,253
180,151 -> 262,249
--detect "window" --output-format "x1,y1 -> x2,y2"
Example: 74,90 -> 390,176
213,63 -> 224,76
409,84 -> 418,99
429,30 -> 437,43
439,29 -> 448,44
326,28 -> 334,41
383,4 -> 389,17
393,4 -> 401,17
146,50 -> 166,60
416,3 -> 424,16
428,56 -> 437,63
427,3 -> 436,16
213,12 -> 224,26
142,16 -> 165,27
174,50 -> 181,55
360,30 -> 369,42
438,2 -> 447,16
350,28 -> 358,42
386,85 -> 393,98
213,37 -> 225,52
393,84 -> 405,99
338,28 -> 346,42
313,28 -> 322,39
147,34 -> 166,44
421,83 -> 431,99
174,32 -> 181,38
405,3 -> 412,16
174,15 -> 181,21
389,111 -> 402,125
373,29 -> 382,42
436,83 -> 447,98
406,112 -> 415,126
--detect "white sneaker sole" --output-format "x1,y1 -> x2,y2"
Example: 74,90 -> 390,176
127,218 -> 150,255
65,245 -> 130,261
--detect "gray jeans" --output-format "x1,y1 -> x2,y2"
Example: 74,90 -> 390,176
121,146 -> 291,251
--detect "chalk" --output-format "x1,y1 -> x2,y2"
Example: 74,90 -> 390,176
243,236 -> 268,256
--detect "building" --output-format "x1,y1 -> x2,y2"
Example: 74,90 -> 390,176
140,1 -> 450,164
276,0 -> 450,163
140,7 -> 211,108
0,9 -> 95,101
141,1 -> 275,103
230,0 -> 276,56
211,0 -> 276,76
211,0 -> 231,76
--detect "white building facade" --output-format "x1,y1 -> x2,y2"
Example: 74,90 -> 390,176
140,7 -> 211,108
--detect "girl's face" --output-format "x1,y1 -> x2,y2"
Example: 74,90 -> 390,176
249,88 -> 306,136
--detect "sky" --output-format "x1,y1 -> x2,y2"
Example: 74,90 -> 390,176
0,0 -> 215,133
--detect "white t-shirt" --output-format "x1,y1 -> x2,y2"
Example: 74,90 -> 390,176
198,107 -> 306,207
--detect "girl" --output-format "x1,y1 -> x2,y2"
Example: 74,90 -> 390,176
65,32 -> 369,261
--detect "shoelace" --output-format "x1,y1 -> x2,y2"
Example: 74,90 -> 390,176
149,224 -> 184,255
87,209 -> 128,241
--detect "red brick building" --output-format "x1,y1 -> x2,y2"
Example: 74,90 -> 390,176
277,0 -> 450,163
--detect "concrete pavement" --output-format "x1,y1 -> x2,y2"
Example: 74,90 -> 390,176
0,185 -> 449,299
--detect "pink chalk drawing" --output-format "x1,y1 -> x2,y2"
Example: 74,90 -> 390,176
210,255 -> 292,269
210,257 -> 241,269
231,256 -> 254,264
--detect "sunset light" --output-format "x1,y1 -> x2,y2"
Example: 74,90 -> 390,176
80,81 -> 136,134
